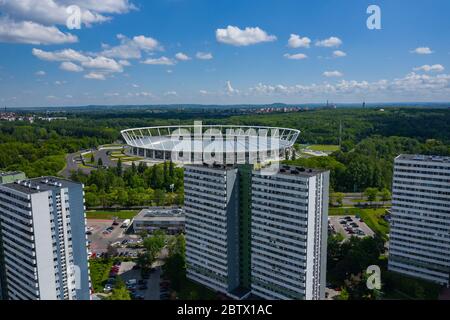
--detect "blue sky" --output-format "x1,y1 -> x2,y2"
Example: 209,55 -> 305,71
0,0 -> 449,107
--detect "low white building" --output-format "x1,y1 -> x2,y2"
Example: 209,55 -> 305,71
133,207 -> 185,235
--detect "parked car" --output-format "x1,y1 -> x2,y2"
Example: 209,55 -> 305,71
104,284 -> 113,293
126,279 -> 137,286
132,293 -> 144,300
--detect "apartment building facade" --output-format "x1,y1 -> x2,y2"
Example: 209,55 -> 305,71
0,177 -> 91,300
251,166 -> 329,300
389,155 -> 450,285
184,163 -> 329,300
184,165 -> 241,295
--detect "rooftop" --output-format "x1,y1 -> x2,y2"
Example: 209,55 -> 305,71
2,177 -> 81,194
397,154 -> 450,163
0,171 -> 24,177
280,165 -> 326,177
135,207 -> 185,222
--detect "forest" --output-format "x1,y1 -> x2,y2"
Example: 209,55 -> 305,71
1,107 -> 449,194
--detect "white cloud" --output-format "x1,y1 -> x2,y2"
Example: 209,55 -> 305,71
175,52 -> 191,61
216,26 -> 277,46
118,60 -> 131,66
411,47 -> 433,55
81,56 -> 123,72
0,1 -> 135,44
284,53 -> 308,60
0,17 -> 77,45
196,52 -> 213,60
132,35 -> 161,51
141,56 -> 175,66
333,50 -> 347,57
316,36 -> 342,48
287,34 -> 311,48
132,84 -> 139,88
323,70 -> 344,77
225,81 -> 239,95
60,61 -> 84,72
413,64 -> 445,72
33,48 -> 124,75
246,72 -> 450,100
35,70 -> 46,76
84,72 -> 106,80
164,91 -> 178,96
101,34 -> 162,60
32,48 -> 88,62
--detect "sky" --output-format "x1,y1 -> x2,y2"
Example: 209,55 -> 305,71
0,0 -> 449,107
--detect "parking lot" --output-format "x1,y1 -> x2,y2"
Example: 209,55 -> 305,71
87,219 -> 143,257
329,215 -> 375,239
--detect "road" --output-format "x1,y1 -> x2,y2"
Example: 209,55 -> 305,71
59,148 -> 125,178
59,152 -> 93,178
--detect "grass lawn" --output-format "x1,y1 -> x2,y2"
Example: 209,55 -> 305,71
329,207 -> 390,240
86,210 -> 139,220
176,278 -> 217,300
89,259 -> 113,293
308,144 -> 340,152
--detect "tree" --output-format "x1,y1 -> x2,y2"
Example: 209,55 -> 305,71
105,244 -> 118,259
116,158 -> 123,176
169,160 -> 175,178
138,161 -> 147,174
90,153 -> 95,163
364,187 -> 378,204
154,189 -> 166,206
333,192 -> 345,207
137,230 -> 166,273
291,151 -> 296,161
107,277 -> 131,300
163,161 -> 168,189
97,157 -> 103,167
379,188 -> 391,205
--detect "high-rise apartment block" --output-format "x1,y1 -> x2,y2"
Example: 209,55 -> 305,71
389,155 -> 450,285
184,164 -> 329,300
250,167 -> 329,300
0,177 -> 91,300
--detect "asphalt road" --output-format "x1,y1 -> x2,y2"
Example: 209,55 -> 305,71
60,153 -> 93,178
59,148 -> 124,178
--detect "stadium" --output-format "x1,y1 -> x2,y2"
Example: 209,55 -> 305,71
121,125 -> 300,165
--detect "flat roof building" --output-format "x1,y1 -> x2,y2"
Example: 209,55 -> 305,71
0,171 -> 26,185
184,163 -> 329,300
133,207 -> 185,235
0,177 -> 91,300
389,155 -> 450,285
250,165 -> 329,300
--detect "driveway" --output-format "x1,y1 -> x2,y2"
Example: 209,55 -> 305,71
59,152 -> 93,178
